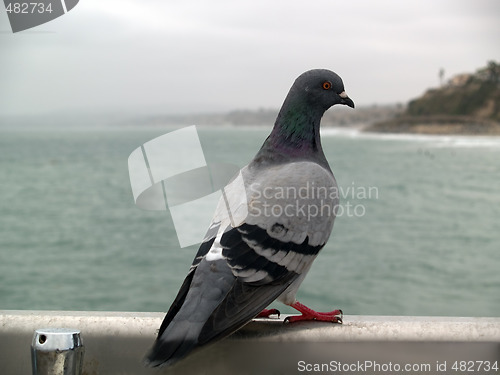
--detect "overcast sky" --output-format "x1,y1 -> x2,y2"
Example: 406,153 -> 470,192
1,0 -> 499,117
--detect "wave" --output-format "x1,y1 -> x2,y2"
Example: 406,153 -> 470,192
321,126 -> 500,148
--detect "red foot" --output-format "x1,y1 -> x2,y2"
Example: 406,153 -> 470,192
284,301 -> 342,324
256,308 -> 281,318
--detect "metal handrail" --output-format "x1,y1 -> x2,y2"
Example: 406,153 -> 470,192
1,310 -> 499,374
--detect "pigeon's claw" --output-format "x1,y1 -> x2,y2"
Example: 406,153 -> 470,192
284,301 -> 343,324
257,308 -> 281,318
284,312 -> 342,324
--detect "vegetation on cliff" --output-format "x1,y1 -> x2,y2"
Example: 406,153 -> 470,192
367,61 -> 500,134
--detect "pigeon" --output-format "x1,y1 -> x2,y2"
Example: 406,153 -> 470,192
145,69 -> 354,368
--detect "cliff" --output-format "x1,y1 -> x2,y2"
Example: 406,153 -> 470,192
367,61 -> 500,134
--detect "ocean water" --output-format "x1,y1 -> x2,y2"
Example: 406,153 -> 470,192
0,124 -> 499,318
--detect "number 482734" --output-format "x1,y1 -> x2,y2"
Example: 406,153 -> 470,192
5,3 -> 53,14
452,361 -> 499,372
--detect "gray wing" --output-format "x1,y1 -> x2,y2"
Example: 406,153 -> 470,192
145,161 -> 337,367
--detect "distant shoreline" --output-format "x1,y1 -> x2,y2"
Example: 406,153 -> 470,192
365,115 -> 500,135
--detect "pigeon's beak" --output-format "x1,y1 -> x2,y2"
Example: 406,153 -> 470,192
339,91 -> 355,108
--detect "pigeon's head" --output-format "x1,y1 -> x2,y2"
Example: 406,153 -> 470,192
291,69 -> 355,111
263,69 -> 355,158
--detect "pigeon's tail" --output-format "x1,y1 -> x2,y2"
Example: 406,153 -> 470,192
144,259 -> 236,368
144,257 -> 298,368
144,321 -> 204,368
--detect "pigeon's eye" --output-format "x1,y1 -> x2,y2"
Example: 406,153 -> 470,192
322,81 -> 332,90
